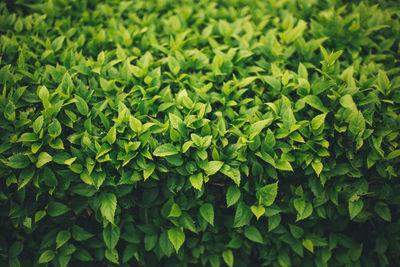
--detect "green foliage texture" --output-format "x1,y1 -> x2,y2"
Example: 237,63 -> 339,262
1,0 -> 400,266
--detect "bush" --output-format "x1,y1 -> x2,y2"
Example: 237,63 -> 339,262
1,0 -> 400,266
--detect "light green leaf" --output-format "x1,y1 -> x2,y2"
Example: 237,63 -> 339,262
37,152 -> 53,168
201,161 -> 224,175
248,119 -> 273,140
311,113 -> 327,130
153,143 -> 178,157
189,173 -> 203,191
222,250 -> 234,267
168,228 -> 185,253
251,205 -> 265,220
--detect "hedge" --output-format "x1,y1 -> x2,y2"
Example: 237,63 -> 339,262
1,0 -> 400,266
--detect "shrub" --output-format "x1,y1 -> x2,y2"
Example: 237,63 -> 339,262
1,0 -> 400,266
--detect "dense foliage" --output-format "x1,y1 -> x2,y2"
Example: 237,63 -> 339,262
1,0 -> 400,266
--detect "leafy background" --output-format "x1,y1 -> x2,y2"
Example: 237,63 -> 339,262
0,0 -> 400,266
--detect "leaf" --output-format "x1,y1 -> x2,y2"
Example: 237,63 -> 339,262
38,250 -> 55,264
169,203 -> 182,217
18,167 -> 35,190
244,226 -> 264,243
233,201 -> 252,228
75,95 -> 89,116
311,161 -> 323,176
377,70 -> 391,94
159,231 -> 174,257
47,201 -> 69,217
251,205 -> 265,220
103,125 -> 117,145
387,150 -> 400,159
222,250 -> 234,267
248,119 -> 273,139
189,173 -> 203,191
374,202 -> 391,222
153,143 -> 178,157
200,203 -> 214,226
349,111 -> 365,136
72,225 -> 94,241
56,230 -> 71,249
7,154 -> 30,169
103,225 -> 120,249
257,182 -> 278,206
37,152 -> 52,168
168,228 -> 185,253
48,119 -> 62,138
201,161 -> 224,175
101,193 -> 117,224
220,165 -> 241,186
311,113 -> 327,130
303,239 -> 314,253
349,199 -> 363,220
32,115 -> 44,133
294,198 -> 305,215
226,186 -> 241,207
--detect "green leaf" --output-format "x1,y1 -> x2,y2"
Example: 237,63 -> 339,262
38,250 -> 55,264
349,199 -> 363,220
153,143 -> 178,157
251,205 -> 265,220
168,228 -> 185,253
201,161 -> 224,175
257,182 -> 278,206
101,193 -> 117,224
75,95 -> 89,116
32,115 -> 44,133
189,173 -> 203,191
200,203 -> 214,226
18,167 -> 35,190
303,239 -> 314,253
376,70 -> 391,94
311,161 -> 323,176
169,203 -> 182,217
311,113 -> 327,130
7,154 -> 30,169
226,186 -> 241,207
233,201 -> 252,228
248,118 -> 273,139
222,250 -> 234,267
349,111 -> 365,136
37,152 -> 53,168
72,225 -> 94,241
294,198 -> 305,215
103,225 -> 120,249
48,201 -> 70,217
159,231 -> 174,257
103,125 -> 117,145
48,119 -> 62,138
374,202 -> 391,222
244,226 -> 263,243
386,150 -> 400,160
56,230 -> 71,249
